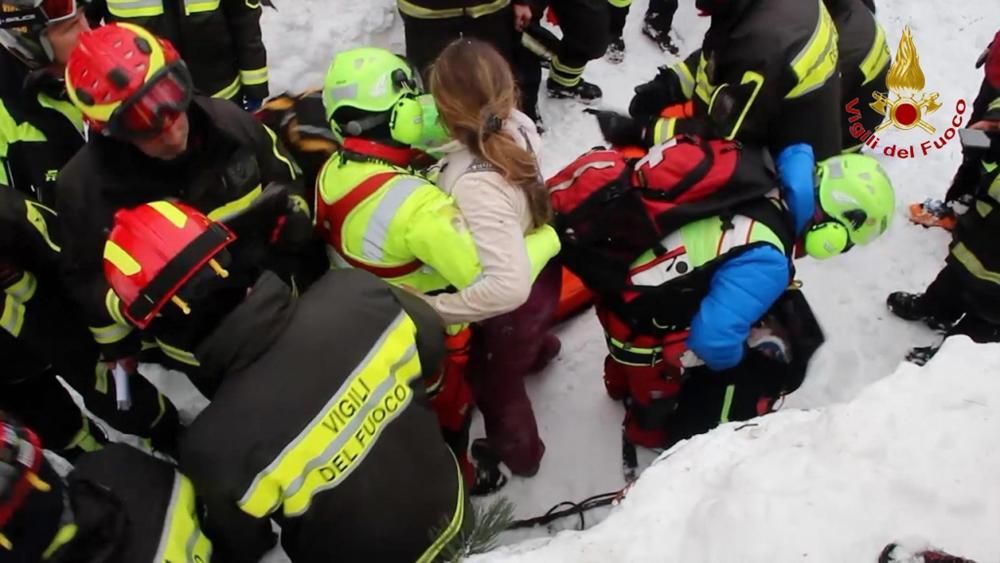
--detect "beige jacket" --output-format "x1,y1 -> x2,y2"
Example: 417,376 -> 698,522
423,110 -> 543,324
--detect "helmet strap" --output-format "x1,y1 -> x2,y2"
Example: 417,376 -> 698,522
341,137 -> 418,168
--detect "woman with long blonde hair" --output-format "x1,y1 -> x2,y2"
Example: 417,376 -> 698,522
426,38 -> 562,477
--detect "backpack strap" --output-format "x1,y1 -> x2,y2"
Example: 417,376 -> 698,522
636,135 -> 717,200
322,171 -> 424,279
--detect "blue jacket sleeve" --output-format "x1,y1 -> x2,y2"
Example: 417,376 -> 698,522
775,143 -> 816,236
688,245 -> 791,371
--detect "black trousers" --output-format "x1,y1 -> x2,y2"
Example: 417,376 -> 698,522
922,262 -> 1000,342
401,7 -> 517,82
610,0 -> 678,37
946,78 -> 995,202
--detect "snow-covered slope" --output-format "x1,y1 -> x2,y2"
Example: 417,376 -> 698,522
232,0 -> 1000,559
473,336 -> 1000,563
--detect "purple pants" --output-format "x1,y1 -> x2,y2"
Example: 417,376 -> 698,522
468,262 -> 562,476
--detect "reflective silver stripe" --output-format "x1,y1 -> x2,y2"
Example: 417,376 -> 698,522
88,322 -> 133,345
106,0 -> 163,16
326,84 -> 358,104
361,176 -> 423,261
151,474 -> 183,562
281,345 -> 417,501
237,312 -> 408,508
183,0 -> 219,13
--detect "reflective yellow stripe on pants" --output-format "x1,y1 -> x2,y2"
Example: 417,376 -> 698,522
1,272 -> 37,338
106,0 -> 164,17
238,311 -> 424,518
397,0 -> 510,19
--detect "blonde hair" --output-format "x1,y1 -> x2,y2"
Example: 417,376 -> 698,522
429,38 -> 553,228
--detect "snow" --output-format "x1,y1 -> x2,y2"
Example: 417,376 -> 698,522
473,336 -> 1000,562
150,0 -> 1000,560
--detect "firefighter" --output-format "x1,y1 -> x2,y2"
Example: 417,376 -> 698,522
397,0 -> 518,81
56,23 -> 316,396
1,187 -> 182,461
606,0 -> 843,162
596,151 -> 894,449
316,46 -> 560,483
824,0 -> 892,152
0,415 -> 213,562
100,200 -> 471,562
0,0 -> 88,206
887,32 -> 1000,364
85,0 -> 269,109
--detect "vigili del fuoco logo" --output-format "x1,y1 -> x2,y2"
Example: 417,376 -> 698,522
846,25 -> 968,159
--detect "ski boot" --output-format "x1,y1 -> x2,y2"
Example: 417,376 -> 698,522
469,439 -> 508,496
908,198 -> 958,230
641,18 -> 679,55
546,77 -> 603,104
886,292 -> 955,332
605,37 -> 626,64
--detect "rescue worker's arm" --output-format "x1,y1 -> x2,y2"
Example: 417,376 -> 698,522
404,189 -> 482,291
55,176 -> 139,360
222,0 -> 269,102
422,176 -> 546,324
629,49 -> 700,121
196,491 -> 276,563
249,121 -> 313,245
0,189 -> 61,279
686,245 -> 790,371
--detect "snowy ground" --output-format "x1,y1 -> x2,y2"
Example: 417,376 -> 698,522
142,0 -> 998,560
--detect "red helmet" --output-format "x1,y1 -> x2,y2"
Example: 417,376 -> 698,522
65,22 -> 193,140
104,201 -> 236,329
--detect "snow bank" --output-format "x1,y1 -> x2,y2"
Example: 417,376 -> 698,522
474,337 -> 1000,563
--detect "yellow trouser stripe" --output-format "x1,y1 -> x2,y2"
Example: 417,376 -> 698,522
694,55 -> 714,104
207,184 -> 263,222
157,474 -> 214,561
608,0 -> 632,7
212,76 -> 242,100
787,0 -> 839,99
952,242 -> 1000,285
88,321 -> 134,345
652,117 -> 677,145
417,453 -> 466,563
106,0 -> 164,17
183,0 -> 220,13
673,60 -> 696,100
238,311 -> 423,518
105,288 -> 130,326
397,0 -> 509,19
240,67 -> 269,86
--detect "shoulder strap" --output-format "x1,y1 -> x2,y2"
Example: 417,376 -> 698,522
323,171 -> 423,279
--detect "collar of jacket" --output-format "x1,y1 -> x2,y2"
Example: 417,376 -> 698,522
341,137 -> 419,167
195,270 -> 296,377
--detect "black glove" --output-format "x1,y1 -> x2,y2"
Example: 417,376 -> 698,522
629,66 -> 683,121
589,110 -> 646,147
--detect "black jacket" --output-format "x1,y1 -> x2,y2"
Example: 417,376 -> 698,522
0,188 -> 96,384
645,0 -> 843,160
56,96 -> 310,362
51,444 -> 212,563
0,50 -> 85,207
86,0 -> 268,101
180,269 -> 467,563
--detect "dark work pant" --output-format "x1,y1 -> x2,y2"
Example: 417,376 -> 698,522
401,7 -> 517,82
547,0 -> 611,87
946,77 -> 995,202
922,262 -> 1000,343
468,262 -> 561,476
645,0 -> 678,29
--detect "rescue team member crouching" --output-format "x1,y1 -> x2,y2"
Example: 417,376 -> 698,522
605,0 -> 843,161
57,23 -> 317,395
86,0 -> 269,109
0,0 -> 88,207
0,415 -> 213,562
1,188 -> 181,461
824,0 -> 892,152
316,47 -> 558,487
552,140 -> 894,449
101,201 -> 471,562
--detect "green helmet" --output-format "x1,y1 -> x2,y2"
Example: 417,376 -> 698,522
322,47 -> 423,143
814,153 -> 895,248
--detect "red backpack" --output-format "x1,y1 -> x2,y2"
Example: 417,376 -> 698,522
547,135 -> 779,294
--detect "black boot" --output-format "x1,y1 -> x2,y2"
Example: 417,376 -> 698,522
886,292 -> 954,332
642,16 -> 679,55
546,77 -> 603,103
469,439 -> 508,496
606,37 -> 626,65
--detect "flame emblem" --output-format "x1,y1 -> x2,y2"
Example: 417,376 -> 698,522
871,25 -> 941,134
